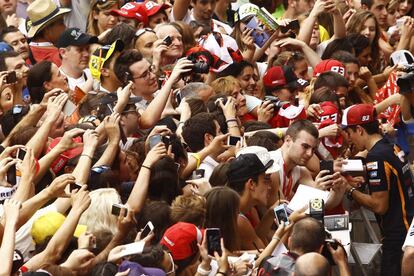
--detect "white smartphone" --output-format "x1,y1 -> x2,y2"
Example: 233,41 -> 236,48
62,99 -> 77,116
120,241 -> 145,257
141,221 -> 154,238
274,204 -> 290,225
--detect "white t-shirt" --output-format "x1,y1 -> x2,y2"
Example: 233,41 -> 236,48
245,94 -> 262,113
169,8 -> 233,35
199,155 -> 219,181
60,68 -> 92,91
0,203 -> 58,261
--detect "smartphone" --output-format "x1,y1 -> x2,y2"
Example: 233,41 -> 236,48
274,205 -> 289,225
6,163 -> 16,186
69,182 -> 82,192
5,71 -> 17,84
141,221 -> 155,238
206,228 -> 222,256
319,160 -> 334,175
17,148 -> 26,161
163,35 -> 172,46
192,169 -> 205,180
111,203 -> 127,216
149,134 -> 163,149
227,136 -> 242,146
107,103 -> 114,114
120,241 -> 145,257
175,91 -> 182,106
62,99 -> 77,116
324,214 -> 349,231
280,19 -> 300,33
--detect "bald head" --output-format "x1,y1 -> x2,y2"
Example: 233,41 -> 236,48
294,253 -> 330,276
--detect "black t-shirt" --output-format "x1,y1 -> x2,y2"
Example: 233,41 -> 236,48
366,138 -> 414,240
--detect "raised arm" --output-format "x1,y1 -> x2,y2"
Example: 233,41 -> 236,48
0,199 -> 21,276
71,129 -> 99,185
297,0 -> 326,45
139,58 -> 193,129
93,114 -> 121,168
126,142 -> 167,213
24,185 -> 91,271
275,38 -> 322,68
172,0 -> 191,21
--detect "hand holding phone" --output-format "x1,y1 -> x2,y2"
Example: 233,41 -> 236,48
206,228 -> 222,256
16,148 -> 26,161
5,71 -> 17,84
227,136 -> 243,146
274,205 -> 290,225
149,134 -> 163,149
163,35 -> 172,46
319,160 -> 334,175
141,221 -> 154,239
111,203 -> 128,217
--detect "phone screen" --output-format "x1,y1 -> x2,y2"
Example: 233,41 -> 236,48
5,71 -> 17,84
228,136 -> 242,146
192,169 -> 205,180
6,164 -> 16,186
149,135 -> 163,149
111,204 -> 127,217
275,207 -> 289,224
141,221 -> 154,238
206,228 -> 222,256
17,149 -> 26,160
319,160 -> 334,174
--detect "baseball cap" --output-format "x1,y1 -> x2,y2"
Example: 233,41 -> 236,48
235,3 -> 259,23
313,59 -> 346,77
119,261 -> 166,276
341,104 -> 376,129
227,153 -> 275,183
142,1 -> 169,17
56,28 -> 98,48
111,2 -> 148,26
46,136 -> 83,174
89,40 -> 124,80
236,146 -> 280,174
160,222 -> 203,261
0,42 -> 13,52
263,66 -> 308,91
31,211 -> 87,245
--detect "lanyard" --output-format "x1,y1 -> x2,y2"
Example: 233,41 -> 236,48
282,163 -> 293,200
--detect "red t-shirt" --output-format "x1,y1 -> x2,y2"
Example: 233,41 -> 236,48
29,45 -> 62,66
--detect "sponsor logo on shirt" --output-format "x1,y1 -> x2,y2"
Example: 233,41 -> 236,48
366,161 -> 378,171
369,179 -> 381,186
369,171 -> 378,178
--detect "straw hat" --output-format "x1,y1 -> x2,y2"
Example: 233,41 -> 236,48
27,0 -> 71,39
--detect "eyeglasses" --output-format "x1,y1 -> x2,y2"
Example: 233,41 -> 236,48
166,253 -> 175,275
132,65 -> 155,81
135,28 -> 156,39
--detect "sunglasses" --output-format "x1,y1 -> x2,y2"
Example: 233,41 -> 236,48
135,28 -> 156,39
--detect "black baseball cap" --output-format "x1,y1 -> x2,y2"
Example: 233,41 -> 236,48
57,28 -> 99,48
227,153 -> 274,183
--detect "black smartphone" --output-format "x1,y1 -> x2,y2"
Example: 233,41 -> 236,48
120,123 -> 127,145
149,134 -> 163,149
319,160 -> 334,175
163,35 -> 172,46
175,91 -> 182,106
5,71 -> 17,84
17,148 -> 26,161
206,228 -> 222,256
192,169 -> 205,180
69,183 -> 82,192
6,164 -> 16,186
111,203 -> 127,216
141,221 -> 154,238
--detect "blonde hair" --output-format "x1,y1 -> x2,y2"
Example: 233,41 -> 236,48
86,0 -> 118,36
210,76 -> 241,96
170,195 -> 206,227
79,188 -> 121,235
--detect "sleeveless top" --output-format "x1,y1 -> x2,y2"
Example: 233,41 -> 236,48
271,149 -> 301,201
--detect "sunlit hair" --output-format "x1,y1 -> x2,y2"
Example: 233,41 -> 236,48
86,0 -> 118,36
210,76 -> 241,96
79,188 -> 121,235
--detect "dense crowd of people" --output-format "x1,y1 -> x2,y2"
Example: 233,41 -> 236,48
0,0 -> 413,275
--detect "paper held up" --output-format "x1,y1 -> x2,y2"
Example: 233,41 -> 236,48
287,184 -> 330,213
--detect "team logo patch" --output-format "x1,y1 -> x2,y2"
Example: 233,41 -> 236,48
366,162 -> 378,171
369,171 -> 378,178
369,179 -> 381,186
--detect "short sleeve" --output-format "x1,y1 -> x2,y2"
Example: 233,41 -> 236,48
365,154 -> 388,193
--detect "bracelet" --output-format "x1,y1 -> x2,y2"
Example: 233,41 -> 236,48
196,264 -> 211,276
178,121 -> 185,126
80,154 -> 93,160
272,236 -> 281,242
190,153 -> 201,169
228,125 -> 239,129
347,187 -> 357,200
217,272 -> 227,276
226,118 -> 237,123
141,165 -> 152,171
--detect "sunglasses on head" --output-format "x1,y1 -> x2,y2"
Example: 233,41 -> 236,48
135,28 -> 156,39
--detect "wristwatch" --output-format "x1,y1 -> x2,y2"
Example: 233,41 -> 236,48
347,187 -> 357,200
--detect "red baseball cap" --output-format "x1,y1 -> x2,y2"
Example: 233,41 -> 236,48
111,2 -> 148,25
47,136 -> 83,174
160,222 -> 203,261
313,59 -> 346,77
341,104 -> 376,128
143,1 -> 169,17
263,66 -> 308,90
